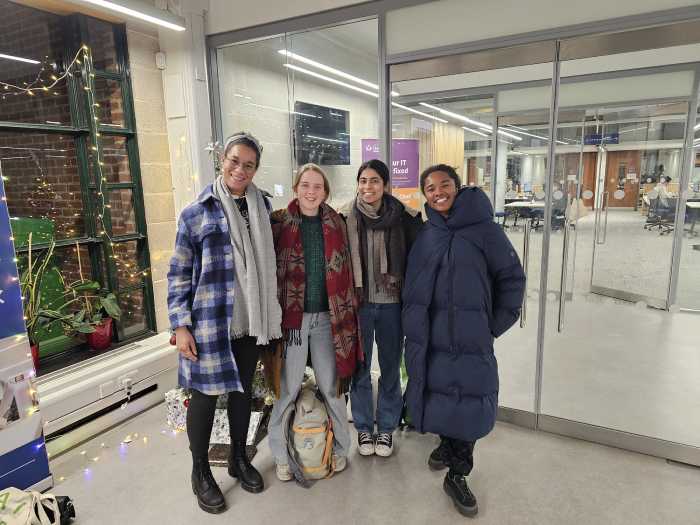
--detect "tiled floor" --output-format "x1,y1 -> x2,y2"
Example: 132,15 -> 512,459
48,403 -> 700,525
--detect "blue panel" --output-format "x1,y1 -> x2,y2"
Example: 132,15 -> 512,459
0,178 -> 27,339
0,437 -> 50,491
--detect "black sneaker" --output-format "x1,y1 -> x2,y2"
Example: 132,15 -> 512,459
375,432 -> 393,457
443,471 -> 478,517
357,431 -> 375,456
428,438 -> 449,471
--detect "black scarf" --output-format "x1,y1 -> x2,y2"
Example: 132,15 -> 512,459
349,194 -> 407,302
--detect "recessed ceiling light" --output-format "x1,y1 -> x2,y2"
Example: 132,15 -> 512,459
73,0 -> 186,31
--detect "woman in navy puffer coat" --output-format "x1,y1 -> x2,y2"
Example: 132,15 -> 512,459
402,164 -> 525,517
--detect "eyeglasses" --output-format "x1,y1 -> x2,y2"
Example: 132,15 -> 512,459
225,156 -> 257,174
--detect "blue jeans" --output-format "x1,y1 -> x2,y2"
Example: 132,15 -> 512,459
350,303 -> 403,434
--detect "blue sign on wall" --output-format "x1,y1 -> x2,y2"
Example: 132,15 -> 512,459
584,133 -> 620,145
0,176 -> 52,491
0,181 -> 26,340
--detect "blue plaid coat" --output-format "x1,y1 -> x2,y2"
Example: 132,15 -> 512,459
167,184 -> 271,395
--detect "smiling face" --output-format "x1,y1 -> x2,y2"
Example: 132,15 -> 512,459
423,171 -> 458,217
357,168 -> 386,207
295,169 -> 327,216
222,144 -> 258,195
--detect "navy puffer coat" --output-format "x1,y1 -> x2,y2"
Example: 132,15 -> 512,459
402,187 -> 525,442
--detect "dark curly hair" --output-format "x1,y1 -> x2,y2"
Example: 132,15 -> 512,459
420,164 -> 461,194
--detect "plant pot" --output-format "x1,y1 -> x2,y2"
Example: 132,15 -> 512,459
30,344 -> 39,370
86,317 -> 114,351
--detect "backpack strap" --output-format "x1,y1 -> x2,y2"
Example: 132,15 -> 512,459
282,402 -> 311,489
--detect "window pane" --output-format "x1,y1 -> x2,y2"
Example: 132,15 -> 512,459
94,77 -> 125,127
0,1 -> 72,126
108,189 -> 137,236
111,241 -> 145,289
2,131 -> 86,241
86,17 -> 118,73
119,288 -> 147,337
216,35 -> 290,210
92,135 -> 130,183
287,19 -> 379,207
15,244 -> 94,346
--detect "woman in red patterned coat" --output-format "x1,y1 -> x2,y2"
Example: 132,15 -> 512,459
266,163 -> 362,482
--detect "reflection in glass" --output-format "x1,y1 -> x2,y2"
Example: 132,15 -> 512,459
0,1 -> 71,126
1,132 -> 85,241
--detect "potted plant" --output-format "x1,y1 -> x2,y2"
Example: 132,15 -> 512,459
19,234 -> 56,369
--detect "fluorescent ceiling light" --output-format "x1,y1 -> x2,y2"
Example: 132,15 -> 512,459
278,49 -> 399,97
419,102 -> 492,130
497,128 -> 524,141
501,125 -> 567,145
462,126 -> 490,138
305,135 -> 346,144
283,64 -> 378,97
419,102 -> 526,142
392,102 -> 448,123
281,61 -> 447,126
0,53 -> 39,64
73,0 -> 186,31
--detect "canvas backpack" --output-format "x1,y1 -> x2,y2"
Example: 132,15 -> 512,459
283,381 -> 334,486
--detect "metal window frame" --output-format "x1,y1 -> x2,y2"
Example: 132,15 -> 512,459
0,5 -> 156,349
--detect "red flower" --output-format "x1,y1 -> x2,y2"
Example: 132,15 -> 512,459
183,398 -> 190,408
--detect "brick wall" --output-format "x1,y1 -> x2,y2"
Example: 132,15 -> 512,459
0,1 -> 71,126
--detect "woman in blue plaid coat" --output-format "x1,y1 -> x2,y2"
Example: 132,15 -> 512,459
167,132 -> 282,514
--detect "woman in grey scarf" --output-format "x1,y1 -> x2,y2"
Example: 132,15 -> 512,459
168,132 -> 281,514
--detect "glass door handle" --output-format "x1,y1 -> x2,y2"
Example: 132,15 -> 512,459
596,191 -> 610,245
520,221 -> 531,328
558,219 -> 571,333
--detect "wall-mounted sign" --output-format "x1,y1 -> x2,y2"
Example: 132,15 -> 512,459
361,139 -> 420,210
584,133 -> 619,145
0,176 -> 51,491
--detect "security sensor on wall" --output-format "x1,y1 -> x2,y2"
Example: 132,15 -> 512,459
155,51 -> 167,71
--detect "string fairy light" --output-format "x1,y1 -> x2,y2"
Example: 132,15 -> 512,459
2,42 -> 151,346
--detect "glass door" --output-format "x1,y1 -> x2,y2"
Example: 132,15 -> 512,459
541,34 -> 700,455
585,103 -> 687,309
390,41 -> 556,417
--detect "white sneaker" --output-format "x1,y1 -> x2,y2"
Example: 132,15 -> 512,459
375,432 -> 394,457
276,463 -> 292,482
357,432 -> 375,456
333,454 -> 347,473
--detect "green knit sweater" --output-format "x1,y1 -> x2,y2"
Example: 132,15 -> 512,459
301,214 -> 329,312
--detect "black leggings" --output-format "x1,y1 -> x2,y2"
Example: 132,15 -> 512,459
186,336 -> 260,458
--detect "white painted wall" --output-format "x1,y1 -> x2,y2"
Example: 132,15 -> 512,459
386,0 -> 700,55
205,0 -> 366,35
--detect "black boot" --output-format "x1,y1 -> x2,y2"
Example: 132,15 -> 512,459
191,456 -> 226,514
443,470 -> 478,517
428,437 -> 450,471
228,440 -> 264,493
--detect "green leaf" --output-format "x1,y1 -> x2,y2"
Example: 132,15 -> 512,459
72,280 -> 101,292
77,325 -> 96,334
100,294 -> 122,320
73,310 -> 86,323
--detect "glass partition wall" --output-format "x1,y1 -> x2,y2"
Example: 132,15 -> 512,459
213,18 -> 379,210
387,23 -> 700,465
211,18 -> 700,465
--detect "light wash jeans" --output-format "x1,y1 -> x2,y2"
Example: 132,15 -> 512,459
268,312 -> 351,464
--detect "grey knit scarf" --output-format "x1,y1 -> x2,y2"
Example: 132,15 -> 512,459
213,176 -> 282,345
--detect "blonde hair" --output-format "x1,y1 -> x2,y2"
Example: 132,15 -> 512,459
293,163 -> 331,201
